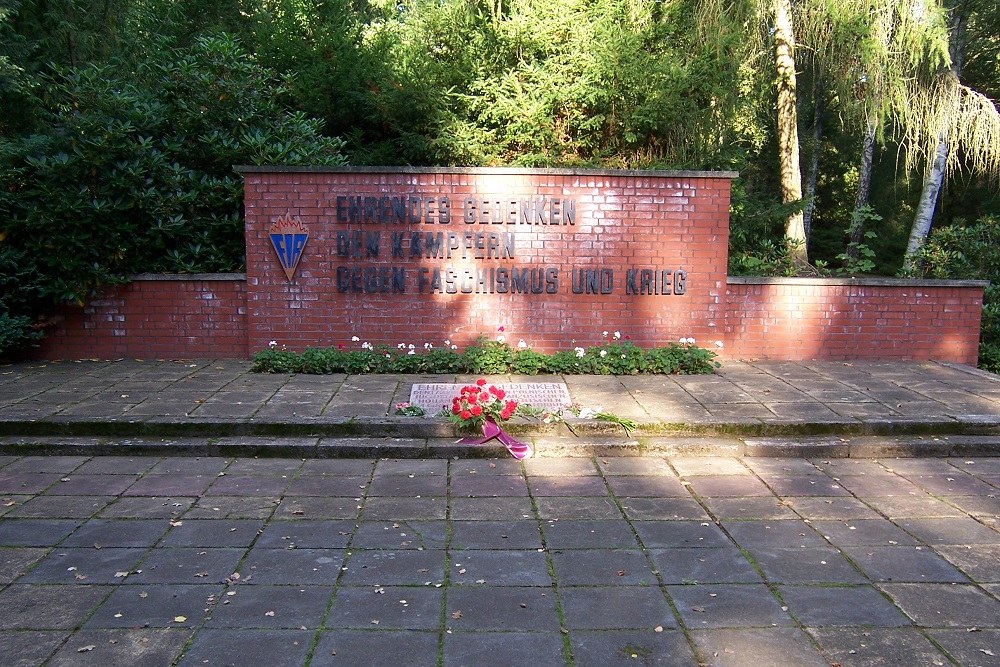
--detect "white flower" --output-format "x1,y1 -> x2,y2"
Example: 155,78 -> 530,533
362,341 -> 372,350
444,339 -> 451,346
600,350 -> 607,357
451,344 -> 458,350
517,340 -> 528,349
688,338 -> 696,345
496,335 -> 505,343
407,349 -> 415,355
351,336 -> 360,342
408,344 -> 415,350
574,347 -> 585,358
397,343 -> 406,349
715,341 -> 724,348
614,331 -> 621,339
602,330 -> 609,337
424,342 -> 433,349
268,340 -> 277,349
385,353 -> 391,358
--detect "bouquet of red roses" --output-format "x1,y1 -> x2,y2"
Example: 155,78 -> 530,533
448,378 -> 518,432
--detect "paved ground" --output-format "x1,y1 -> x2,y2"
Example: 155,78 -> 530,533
2,359 -> 1000,457
2,359 -> 1000,665
1,454 -> 999,666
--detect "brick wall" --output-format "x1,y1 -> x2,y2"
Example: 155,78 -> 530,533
31,168 -> 988,365
243,167 -> 732,353
36,275 -> 248,360
724,277 -> 986,365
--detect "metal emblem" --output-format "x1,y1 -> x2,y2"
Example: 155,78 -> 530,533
269,213 -> 309,281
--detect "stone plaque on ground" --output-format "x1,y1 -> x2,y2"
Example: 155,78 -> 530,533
409,383 -> 571,413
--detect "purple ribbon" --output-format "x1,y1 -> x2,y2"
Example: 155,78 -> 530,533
459,418 -> 532,460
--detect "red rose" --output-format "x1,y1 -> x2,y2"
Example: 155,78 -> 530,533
495,389 -> 506,400
476,378 -> 487,387
470,405 -> 482,416
479,392 -> 490,402
500,409 -> 513,420
452,404 -> 461,415
460,410 -> 472,420
505,400 -> 517,411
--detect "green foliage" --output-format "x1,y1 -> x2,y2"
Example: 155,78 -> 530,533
906,216 -> 1000,372
0,34 -> 346,336
251,338 -> 720,376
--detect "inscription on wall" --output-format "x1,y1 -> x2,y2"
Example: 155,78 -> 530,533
274,192 -> 689,296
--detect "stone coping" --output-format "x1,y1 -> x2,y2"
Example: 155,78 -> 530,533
728,276 -> 990,288
132,273 -> 247,281
235,165 -> 740,179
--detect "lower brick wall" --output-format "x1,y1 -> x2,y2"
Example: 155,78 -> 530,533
723,278 -> 986,365
35,275 -> 248,360
33,275 -> 987,365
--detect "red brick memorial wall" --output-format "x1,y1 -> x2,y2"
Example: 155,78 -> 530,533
242,167 -> 733,353
30,167 -> 987,364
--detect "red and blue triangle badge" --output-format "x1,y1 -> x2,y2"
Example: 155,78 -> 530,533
269,213 -> 309,281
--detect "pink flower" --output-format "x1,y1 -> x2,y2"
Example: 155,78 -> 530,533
476,378 -> 487,387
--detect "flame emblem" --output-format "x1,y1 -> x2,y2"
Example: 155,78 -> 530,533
269,213 -> 309,281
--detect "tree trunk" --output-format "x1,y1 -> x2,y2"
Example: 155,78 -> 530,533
846,119 -> 877,259
904,0 -> 969,270
774,0 -> 807,268
802,76 -> 823,241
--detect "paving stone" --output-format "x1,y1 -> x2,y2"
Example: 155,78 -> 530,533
746,546 -> 866,584
595,457 -> 674,476
160,519 -> 264,548
649,547 -> 763,585
98,497 -> 194,519
896,517 -> 1000,545
44,628 -> 191,667
254,520 -> 355,549
691,628 -> 831,667
283,475 -> 369,497
541,519 -> 640,549
146,458 -> 229,475
7,495 -> 114,519
783,496 -> 883,521
449,497 -> 534,520
123,475 -> 214,497
901,473 -> 1000,496
936,544 -> 1000,582
314,630 -> 439,666
21,547 -> 147,585
0,473 -> 62,494
0,546 -> 49,583
187,496 -> 281,519
879,583 -> 1000,627
443,631 -> 565,667
368,474 -> 448,497
341,549 -> 446,586
603,475 -> 689,497
272,497 -> 359,520
43,475 -> 137,497
842,546 -> 970,583
523,458 -> 598,476
449,474 -> 528,497
239,548 -> 344,585
569,629 -> 696,666
860,494 -> 966,519
374,459 -> 448,476
205,475 -> 292,497
325,585 -> 441,630
62,519 -> 170,549
684,475 -> 775,498
808,627 -> 950,666
204,585 -> 332,629
350,520 -> 447,550
927,628 -> 1000,667
299,459 -> 376,476
811,519 -> 921,546
560,587 -> 677,630
449,521 -> 541,550
528,476 -> 609,496
0,584 -> 110,629
722,520 -> 827,549
669,458 -> 747,476
450,459 -> 523,476
778,585 -> 911,627
700,497 -> 799,520
551,549 -> 657,586
667,583 -> 794,629
449,550 -> 551,586
939,494 -> 1000,518
74,457 -> 157,475
128,548 -> 244,585
178,629 -> 313,667
618,497 -> 709,521
445,586 -> 559,631
224,458 -> 303,475
756,474 -> 850,497
0,630 -> 68,667
0,519 -> 82,546
86,584 -> 219,628
1,457 -> 88,474
361,497 -> 447,521
633,521 -> 732,549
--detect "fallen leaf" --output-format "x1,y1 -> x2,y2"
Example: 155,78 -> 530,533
77,645 -> 96,653
451,611 -> 463,619
654,626 -> 664,633
173,616 -> 187,623
265,611 -> 275,617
